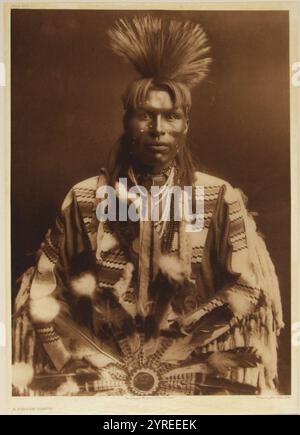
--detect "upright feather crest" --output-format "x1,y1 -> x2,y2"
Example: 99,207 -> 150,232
107,15 -> 212,88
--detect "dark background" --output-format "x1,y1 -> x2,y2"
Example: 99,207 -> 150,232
11,9 -> 290,393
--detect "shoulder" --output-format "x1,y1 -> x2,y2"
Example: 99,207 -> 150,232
61,169 -> 109,211
194,170 -> 227,188
194,171 -> 247,206
73,168 -> 109,191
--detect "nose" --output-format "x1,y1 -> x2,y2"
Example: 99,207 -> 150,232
150,114 -> 165,137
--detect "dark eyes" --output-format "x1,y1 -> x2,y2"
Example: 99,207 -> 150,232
136,112 -> 182,121
166,112 -> 182,120
136,112 -> 152,121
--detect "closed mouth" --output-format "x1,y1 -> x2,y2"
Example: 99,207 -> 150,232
148,143 -> 169,150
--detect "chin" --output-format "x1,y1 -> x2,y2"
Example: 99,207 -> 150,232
150,151 -> 174,162
150,158 -> 170,168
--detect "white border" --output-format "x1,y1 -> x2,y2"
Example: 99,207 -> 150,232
0,0 -> 299,415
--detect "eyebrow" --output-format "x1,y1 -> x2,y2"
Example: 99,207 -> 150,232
136,107 -> 184,114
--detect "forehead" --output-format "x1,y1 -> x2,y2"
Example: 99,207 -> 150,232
142,89 -> 175,111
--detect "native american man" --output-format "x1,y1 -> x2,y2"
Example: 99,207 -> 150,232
12,15 -> 284,396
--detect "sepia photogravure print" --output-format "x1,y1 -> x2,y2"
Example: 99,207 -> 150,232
1,0 -> 299,415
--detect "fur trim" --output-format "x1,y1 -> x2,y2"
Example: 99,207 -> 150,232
224,292 -> 254,316
70,272 -> 97,297
101,232 -> 119,253
114,262 -> 134,294
29,296 -> 60,323
12,362 -> 34,388
55,377 -> 80,396
158,255 -> 185,283
67,339 -> 95,360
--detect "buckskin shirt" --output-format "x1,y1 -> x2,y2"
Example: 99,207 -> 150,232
12,168 -> 284,396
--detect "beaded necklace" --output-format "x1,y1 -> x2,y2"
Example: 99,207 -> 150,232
128,165 -> 176,239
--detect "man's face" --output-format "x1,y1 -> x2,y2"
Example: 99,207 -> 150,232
127,89 -> 189,171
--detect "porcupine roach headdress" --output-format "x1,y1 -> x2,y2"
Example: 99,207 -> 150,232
107,15 -> 212,113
